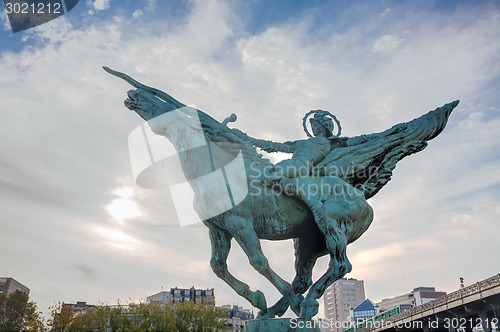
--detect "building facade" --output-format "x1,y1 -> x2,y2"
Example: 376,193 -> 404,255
146,290 -> 172,304
147,287 -> 215,305
0,277 -> 30,296
61,301 -> 93,314
377,286 -> 446,311
222,304 -> 254,332
51,301 -> 94,330
412,287 -> 446,306
348,299 -> 380,324
323,278 -> 365,331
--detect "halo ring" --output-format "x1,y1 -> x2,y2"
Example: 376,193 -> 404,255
302,110 -> 342,138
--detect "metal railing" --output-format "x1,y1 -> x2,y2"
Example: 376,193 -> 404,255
360,274 -> 500,331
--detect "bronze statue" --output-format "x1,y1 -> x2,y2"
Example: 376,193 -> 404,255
104,66 -> 458,321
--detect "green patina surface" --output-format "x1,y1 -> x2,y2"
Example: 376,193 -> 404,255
105,66 -> 458,324
246,318 -> 321,331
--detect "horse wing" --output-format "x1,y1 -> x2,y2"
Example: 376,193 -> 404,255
313,100 -> 459,199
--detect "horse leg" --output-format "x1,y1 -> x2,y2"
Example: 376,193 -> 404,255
226,216 -> 304,316
208,228 -> 268,314
300,224 -> 351,319
258,297 -> 289,318
292,234 -> 326,294
260,235 -> 326,319
300,188 -> 373,319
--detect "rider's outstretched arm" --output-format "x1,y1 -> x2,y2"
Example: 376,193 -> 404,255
249,137 -> 295,154
228,128 -> 295,153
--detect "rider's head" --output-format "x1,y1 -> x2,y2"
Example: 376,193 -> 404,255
310,112 -> 334,137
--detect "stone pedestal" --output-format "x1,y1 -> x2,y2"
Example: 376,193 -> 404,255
245,318 -> 321,332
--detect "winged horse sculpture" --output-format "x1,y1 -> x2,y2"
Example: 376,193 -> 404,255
104,66 -> 458,320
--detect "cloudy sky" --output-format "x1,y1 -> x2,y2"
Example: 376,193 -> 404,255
1,0 -> 499,320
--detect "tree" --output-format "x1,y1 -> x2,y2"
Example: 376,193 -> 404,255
48,301 -> 77,331
49,300 -> 229,331
0,290 -> 45,332
172,301 -> 229,332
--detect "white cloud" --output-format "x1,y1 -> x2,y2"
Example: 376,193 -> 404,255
0,8 -> 10,32
371,34 -> 404,53
145,0 -> 156,11
378,8 -> 391,18
21,17 -> 73,43
87,0 -> 111,14
132,9 -> 143,19
93,0 -> 111,10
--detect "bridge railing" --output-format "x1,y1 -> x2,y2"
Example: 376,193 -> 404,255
356,274 -> 500,331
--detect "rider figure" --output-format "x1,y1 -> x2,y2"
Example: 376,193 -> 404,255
245,110 -> 348,226
252,110 -> 346,183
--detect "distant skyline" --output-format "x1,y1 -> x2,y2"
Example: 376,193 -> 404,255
1,0 -> 499,319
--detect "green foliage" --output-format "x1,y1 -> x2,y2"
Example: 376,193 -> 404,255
49,301 -> 76,331
0,290 -> 45,332
50,300 -> 229,331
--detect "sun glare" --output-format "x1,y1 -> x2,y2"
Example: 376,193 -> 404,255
96,227 -> 141,252
106,187 -> 142,219
98,227 -> 131,242
114,187 -> 134,198
107,198 -> 141,219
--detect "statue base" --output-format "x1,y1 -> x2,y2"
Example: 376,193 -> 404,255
245,318 -> 321,331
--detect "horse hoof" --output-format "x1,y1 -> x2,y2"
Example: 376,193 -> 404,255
299,298 -> 319,320
250,290 -> 267,311
257,310 -> 274,319
289,293 -> 304,316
